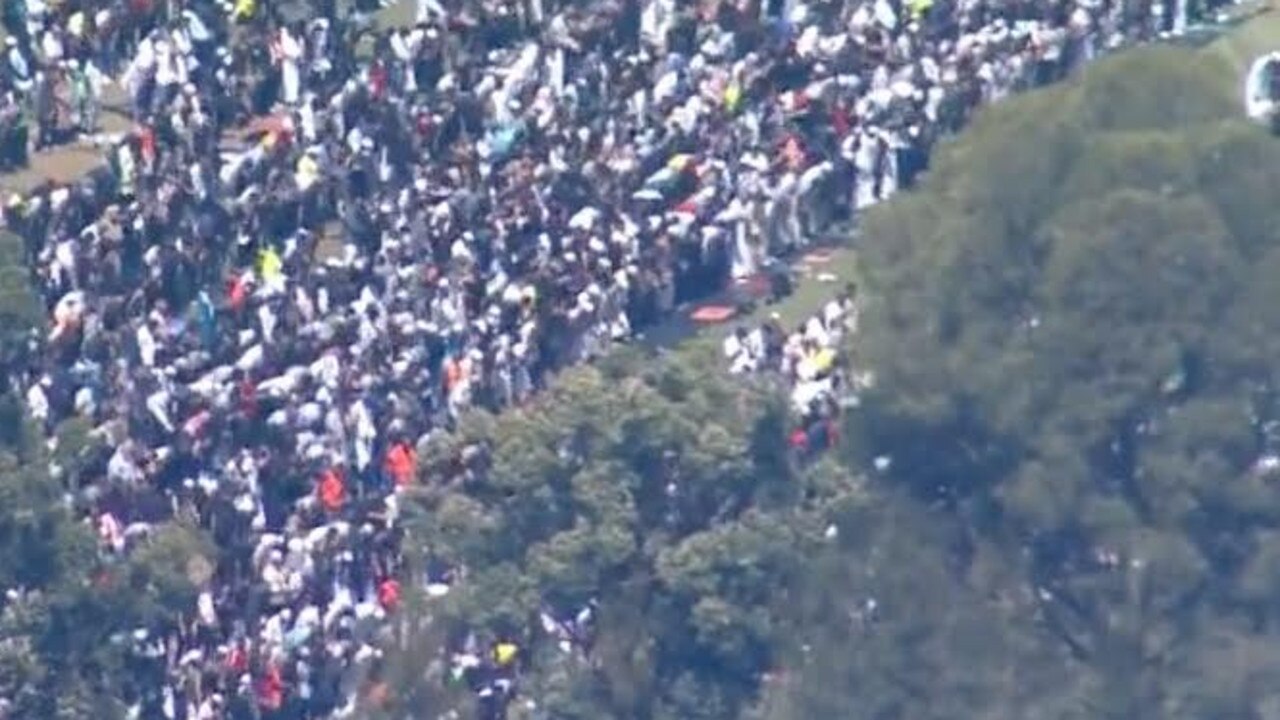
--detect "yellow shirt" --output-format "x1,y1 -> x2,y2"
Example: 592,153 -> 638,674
907,0 -> 933,20
493,642 -> 518,667
724,84 -> 742,113
667,154 -> 695,172
813,348 -> 836,374
258,248 -> 283,282
296,155 -> 319,191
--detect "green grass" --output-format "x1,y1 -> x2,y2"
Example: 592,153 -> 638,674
738,245 -> 858,332
1201,1 -> 1280,74
378,0 -> 418,28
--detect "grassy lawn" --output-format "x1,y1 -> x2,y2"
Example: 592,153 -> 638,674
1202,0 -> 1280,73
378,0 -> 418,29
738,244 -> 858,331
0,85 -> 133,197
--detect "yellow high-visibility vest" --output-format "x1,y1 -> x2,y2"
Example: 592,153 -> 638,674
493,642 -> 518,667
724,84 -> 742,113
907,0 -> 933,20
258,248 -> 283,282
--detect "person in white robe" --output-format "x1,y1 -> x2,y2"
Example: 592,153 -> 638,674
279,26 -> 304,106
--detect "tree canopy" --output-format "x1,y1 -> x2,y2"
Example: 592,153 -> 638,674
817,43 -> 1280,720
380,344 -> 862,720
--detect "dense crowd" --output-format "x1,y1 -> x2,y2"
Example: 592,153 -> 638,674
0,0 -> 1233,715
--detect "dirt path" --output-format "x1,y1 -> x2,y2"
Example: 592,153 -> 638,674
0,82 -> 133,197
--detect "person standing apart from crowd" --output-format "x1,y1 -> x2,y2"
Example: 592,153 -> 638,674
66,58 -> 102,135
123,30 -> 157,120
31,66 -> 55,147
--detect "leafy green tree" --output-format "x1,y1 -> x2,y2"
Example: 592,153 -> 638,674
382,342 -> 856,719
832,35 -> 1280,720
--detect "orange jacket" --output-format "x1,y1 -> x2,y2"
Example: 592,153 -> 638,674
378,577 -> 401,612
257,663 -> 284,710
384,442 -> 417,487
228,275 -> 248,311
318,468 -> 345,512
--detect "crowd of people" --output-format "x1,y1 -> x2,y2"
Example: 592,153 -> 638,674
0,0 -> 141,155
725,283 -> 856,459
0,0 -> 1236,714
